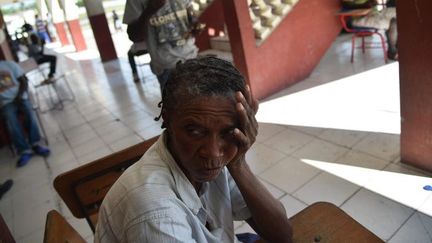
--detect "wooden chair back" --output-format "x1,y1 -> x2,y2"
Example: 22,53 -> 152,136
43,210 -> 86,243
255,202 -> 383,243
53,136 -> 159,232
290,202 -> 384,243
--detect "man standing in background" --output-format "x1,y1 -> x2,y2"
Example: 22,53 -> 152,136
34,14 -> 50,43
123,0 -> 198,92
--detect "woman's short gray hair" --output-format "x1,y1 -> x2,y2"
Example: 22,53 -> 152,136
160,56 -> 246,112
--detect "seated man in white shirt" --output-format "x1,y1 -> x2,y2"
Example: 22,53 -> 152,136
342,0 -> 398,60
95,56 -> 293,243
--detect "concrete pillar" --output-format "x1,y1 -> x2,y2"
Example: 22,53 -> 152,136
60,0 -> 87,51
398,0 -> 432,172
48,0 -> 69,46
0,10 -> 14,61
83,0 -> 117,62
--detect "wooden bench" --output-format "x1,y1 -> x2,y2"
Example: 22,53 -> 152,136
53,136 -> 159,232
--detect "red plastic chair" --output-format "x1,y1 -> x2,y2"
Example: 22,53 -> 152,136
338,9 -> 387,63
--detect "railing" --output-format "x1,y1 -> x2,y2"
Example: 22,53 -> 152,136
249,0 -> 300,44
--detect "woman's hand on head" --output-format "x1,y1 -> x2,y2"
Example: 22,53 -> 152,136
227,85 -> 259,170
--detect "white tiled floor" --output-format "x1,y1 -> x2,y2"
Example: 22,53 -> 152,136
0,31 -> 431,243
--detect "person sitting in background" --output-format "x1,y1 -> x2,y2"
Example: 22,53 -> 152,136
21,21 -> 33,34
27,33 -> 57,80
95,57 -> 293,243
341,0 -> 398,60
0,60 -> 50,167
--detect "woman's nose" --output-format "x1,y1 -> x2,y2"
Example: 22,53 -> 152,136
201,135 -> 224,159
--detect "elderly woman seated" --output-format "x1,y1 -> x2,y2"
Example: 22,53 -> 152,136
94,57 -> 293,243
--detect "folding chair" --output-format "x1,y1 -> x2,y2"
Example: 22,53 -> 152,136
54,136 -> 159,232
337,9 -> 388,64
44,210 -> 86,243
18,58 -> 75,113
135,49 -> 150,81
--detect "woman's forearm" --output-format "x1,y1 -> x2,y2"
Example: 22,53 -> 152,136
229,162 -> 293,243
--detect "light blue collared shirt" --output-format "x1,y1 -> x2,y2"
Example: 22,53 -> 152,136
95,132 -> 251,243
0,61 -> 27,107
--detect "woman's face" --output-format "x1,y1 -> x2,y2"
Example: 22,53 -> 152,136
164,95 -> 239,189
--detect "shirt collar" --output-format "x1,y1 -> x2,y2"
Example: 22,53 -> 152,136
156,131 -> 203,215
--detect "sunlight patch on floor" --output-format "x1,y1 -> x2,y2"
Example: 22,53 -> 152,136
302,159 -> 432,216
257,63 -> 400,135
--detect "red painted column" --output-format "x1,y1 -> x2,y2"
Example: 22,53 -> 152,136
83,0 -> 117,62
221,0 -> 253,85
0,11 -> 14,61
62,0 -> 87,51
54,23 -> 69,46
398,0 -> 432,172
49,0 -> 69,46
66,19 -> 87,51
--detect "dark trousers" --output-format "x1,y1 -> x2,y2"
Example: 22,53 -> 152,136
1,99 -> 41,154
36,54 -> 57,78
127,49 -> 148,74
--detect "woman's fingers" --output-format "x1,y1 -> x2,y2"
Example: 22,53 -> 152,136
235,92 -> 258,144
233,128 -> 248,147
229,86 -> 259,165
245,85 -> 259,113
236,101 -> 248,132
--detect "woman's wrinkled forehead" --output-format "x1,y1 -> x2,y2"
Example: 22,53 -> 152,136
173,91 -> 237,109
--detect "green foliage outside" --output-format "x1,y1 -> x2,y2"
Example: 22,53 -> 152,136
76,0 -> 85,7
76,0 -> 115,7
1,2 -> 36,15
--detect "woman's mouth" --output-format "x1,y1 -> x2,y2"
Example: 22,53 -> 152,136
201,167 -> 222,176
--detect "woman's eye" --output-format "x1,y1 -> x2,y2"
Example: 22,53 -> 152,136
186,127 -> 204,137
222,128 -> 235,138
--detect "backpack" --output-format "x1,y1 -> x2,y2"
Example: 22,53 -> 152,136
126,20 -> 146,43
